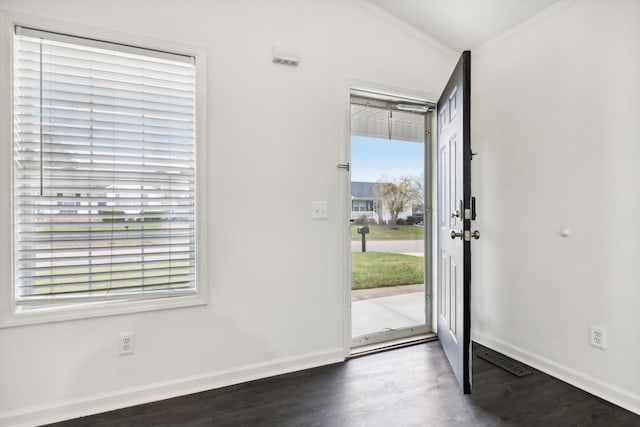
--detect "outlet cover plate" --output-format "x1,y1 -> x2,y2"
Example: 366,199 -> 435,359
590,325 -> 606,350
119,332 -> 135,355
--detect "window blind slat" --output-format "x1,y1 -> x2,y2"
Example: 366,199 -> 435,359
17,288 -> 196,306
19,277 -> 191,300
17,53 -> 196,84
16,106 -> 194,127
16,36 -> 195,78
16,118 -> 195,138
19,250 -> 194,264
14,29 -> 197,307
15,142 -> 195,158
17,95 -> 194,117
20,272 -> 195,289
16,72 -> 195,98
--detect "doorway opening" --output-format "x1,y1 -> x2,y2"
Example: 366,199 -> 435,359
349,88 -> 436,352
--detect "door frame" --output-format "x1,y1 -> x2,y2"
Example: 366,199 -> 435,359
342,80 -> 438,355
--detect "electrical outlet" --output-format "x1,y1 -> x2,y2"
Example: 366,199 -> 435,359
590,326 -> 606,350
119,332 -> 135,355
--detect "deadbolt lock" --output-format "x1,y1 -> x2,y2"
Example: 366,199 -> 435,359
451,200 -> 463,219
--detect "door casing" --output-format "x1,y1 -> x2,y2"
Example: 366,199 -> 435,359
343,82 -> 437,353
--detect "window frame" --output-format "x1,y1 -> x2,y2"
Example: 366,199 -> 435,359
0,13 -> 208,328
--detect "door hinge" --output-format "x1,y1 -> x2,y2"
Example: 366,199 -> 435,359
337,163 -> 350,171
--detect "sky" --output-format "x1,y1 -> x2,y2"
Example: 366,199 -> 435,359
350,135 -> 424,182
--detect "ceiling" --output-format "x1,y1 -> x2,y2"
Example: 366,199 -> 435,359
366,0 -> 564,52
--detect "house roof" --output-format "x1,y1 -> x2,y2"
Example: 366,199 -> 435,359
351,181 -> 378,198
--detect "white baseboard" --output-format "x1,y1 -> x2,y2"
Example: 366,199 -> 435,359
472,331 -> 640,416
1,348 -> 345,427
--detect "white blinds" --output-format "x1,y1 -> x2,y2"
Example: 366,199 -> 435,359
13,27 -> 197,305
350,104 -> 426,143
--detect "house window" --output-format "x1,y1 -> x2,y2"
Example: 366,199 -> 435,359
12,26 -> 200,316
352,200 -> 374,212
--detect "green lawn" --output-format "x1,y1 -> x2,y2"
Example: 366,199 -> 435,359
351,252 -> 424,289
34,261 -> 191,294
351,224 -> 424,240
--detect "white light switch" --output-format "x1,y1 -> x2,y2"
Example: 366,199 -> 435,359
311,201 -> 328,219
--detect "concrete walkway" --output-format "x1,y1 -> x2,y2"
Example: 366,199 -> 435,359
351,238 -> 424,254
351,284 -> 425,337
351,284 -> 424,300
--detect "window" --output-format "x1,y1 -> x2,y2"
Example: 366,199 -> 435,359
11,26 -> 201,316
352,200 -> 373,212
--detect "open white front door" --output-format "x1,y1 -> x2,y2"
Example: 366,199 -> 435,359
437,51 -> 473,394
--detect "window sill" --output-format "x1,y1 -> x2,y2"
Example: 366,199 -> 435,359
0,293 -> 207,328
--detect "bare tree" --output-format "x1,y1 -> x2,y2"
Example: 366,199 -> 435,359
374,176 -> 420,224
411,173 -> 424,214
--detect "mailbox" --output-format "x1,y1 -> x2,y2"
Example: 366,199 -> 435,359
357,226 -> 369,252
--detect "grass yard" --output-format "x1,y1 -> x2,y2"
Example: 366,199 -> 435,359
351,252 -> 424,289
33,261 -> 192,294
350,224 -> 424,240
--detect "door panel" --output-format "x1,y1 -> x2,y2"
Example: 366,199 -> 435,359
437,51 -> 471,394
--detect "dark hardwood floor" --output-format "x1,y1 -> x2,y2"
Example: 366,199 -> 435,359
48,342 -> 640,426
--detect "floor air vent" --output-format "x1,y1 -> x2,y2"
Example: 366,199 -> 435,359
476,349 -> 532,377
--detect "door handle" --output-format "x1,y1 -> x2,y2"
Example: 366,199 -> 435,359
450,230 -> 479,240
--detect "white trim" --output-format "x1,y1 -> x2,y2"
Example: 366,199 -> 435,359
343,79 -> 436,356
0,348 -> 345,427
1,295 -> 208,328
0,14 -> 14,330
15,26 -> 194,64
341,82 -> 352,358
0,11 -> 209,328
347,79 -> 438,107
0,10 -> 201,57
473,330 -> 640,416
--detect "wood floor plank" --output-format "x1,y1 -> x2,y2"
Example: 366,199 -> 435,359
46,342 -> 640,426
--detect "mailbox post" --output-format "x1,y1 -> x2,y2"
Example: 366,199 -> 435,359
357,225 -> 369,253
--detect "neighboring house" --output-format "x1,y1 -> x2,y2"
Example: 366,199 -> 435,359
351,181 -> 378,223
350,181 -> 413,224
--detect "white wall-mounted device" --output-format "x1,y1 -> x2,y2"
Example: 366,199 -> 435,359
272,46 -> 300,66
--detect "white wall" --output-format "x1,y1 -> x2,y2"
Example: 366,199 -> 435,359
0,0 -> 456,425
472,0 -> 640,414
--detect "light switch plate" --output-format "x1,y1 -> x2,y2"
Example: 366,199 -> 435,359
311,201 -> 328,219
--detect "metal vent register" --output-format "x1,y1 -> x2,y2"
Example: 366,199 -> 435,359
476,349 -> 532,377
